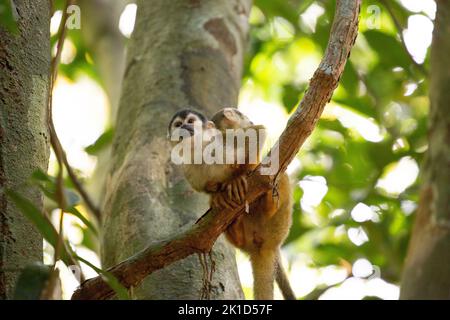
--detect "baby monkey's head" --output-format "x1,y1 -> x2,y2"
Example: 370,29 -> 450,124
211,108 -> 254,130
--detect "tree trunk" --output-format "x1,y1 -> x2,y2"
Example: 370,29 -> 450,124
400,0 -> 450,300
0,1 -> 51,299
101,0 -> 251,299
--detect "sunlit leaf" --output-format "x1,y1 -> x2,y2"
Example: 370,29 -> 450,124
74,255 -> 130,300
66,206 -> 98,236
85,128 -> 114,155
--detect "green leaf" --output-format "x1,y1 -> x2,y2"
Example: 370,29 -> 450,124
13,262 -> 52,300
29,170 -> 98,235
340,61 -> 359,96
333,96 -> 377,119
80,226 -> 99,252
0,0 -> 18,34
365,64 -> 403,104
364,30 -> 410,70
6,190 -> 74,266
74,255 -> 130,300
254,0 -> 299,27
31,169 -> 53,183
65,189 -> 81,208
30,169 -> 81,208
380,0 -> 413,27
282,83 -> 306,113
298,0 -> 316,15
85,128 -> 114,155
6,190 -> 59,246
66,207 -> 98,236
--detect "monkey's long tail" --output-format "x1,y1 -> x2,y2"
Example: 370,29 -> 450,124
275,253 -> 296,300
251,249 -> 276,300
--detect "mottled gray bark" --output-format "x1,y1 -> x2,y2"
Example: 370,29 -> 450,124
400,0 -> 450,300
0,1 -> 51,299
101,0 -> 252,299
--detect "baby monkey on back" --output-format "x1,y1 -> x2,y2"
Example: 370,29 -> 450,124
168,107 -> 295,300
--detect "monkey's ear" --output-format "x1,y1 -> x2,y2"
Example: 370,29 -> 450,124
206,121 -> 216,129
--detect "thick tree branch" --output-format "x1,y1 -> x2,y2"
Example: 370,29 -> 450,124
71,0 -> 361,300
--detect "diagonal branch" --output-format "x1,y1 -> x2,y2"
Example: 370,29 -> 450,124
71,0 -> 361,300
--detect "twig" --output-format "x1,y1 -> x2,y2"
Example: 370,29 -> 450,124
43,0 -> 87,298
43,0 -> 73,299
63,155 -> 101,220
71,0 -> 361,300
47,0 -> 101,221
378,0 -> 429,77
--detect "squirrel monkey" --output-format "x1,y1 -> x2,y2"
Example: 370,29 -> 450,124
167,108 -> 265,207
168,108 -> 295,300
212,108 -> 295,300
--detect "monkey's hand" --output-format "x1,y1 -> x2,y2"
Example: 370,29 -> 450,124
223,175 -> 248,204
210,175 -> 248,210
211,192 -> 239,209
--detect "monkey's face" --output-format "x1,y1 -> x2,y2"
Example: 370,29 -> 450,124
168,109 -> 214,145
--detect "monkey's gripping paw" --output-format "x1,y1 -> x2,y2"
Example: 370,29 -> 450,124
211,192 -> 240,210
211,175 -> 248,210
222,175 -> 248,204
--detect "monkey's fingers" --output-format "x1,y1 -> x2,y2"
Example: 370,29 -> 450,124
223,190 -> 241,208
211,195 -> 222,209
237,176 -> 248,201
231,181 -> 242,203
212,193 -> 237,210
226,184 -> 234,202
212,195 -> 226,209
216,196 -> 229,209
230,176 -> 247,203
224,196 -> 240,209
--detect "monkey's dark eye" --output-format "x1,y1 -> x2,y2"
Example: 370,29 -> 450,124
174,121 -> 182,127
187,117 -> 195,124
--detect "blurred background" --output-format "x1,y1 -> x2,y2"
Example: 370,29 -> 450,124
41,0 -> 435,299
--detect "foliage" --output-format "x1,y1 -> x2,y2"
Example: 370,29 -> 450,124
9,0 -> 432,299
7,170 -> 128,299
0,0 -> 18,33
247,0 -> 430,297
13,263 -> 52,300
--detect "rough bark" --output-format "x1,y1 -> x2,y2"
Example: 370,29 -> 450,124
400,0 -> 450,300
72,0 -> 361,300
100,0 -> 252,299
0,1 -> 51,299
